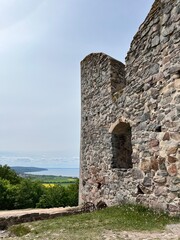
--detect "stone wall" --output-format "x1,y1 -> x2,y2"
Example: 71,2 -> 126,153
79,53 -> 128,206
0,207 -> 81,230
79,0 -> 180,215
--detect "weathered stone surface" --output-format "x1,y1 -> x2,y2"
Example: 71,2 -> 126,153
151,158 -> 158,171
169,185 -> 179,192
143,177 -> 152,187
140,160 -> 151,173
167,164 -> 178,176
151,35 -> 160,47
141,112 -> 150,121
159,162 -> 167,171
167,203 -> 180,213
132,168 -> 144,180
167,146 -> 178,155
153,175 -> 166,183
172,177 -> 180,184
80,0 -> 180,216
151,88 -> 159,99
163,132 -> 170,141
162,13 -> 170,25
174,94 -> 180,104
168,156 -> 177,163
154,186 -> 167,196
138,184 -> 152,194
158,156 -> 166,164
150,139 -> 159,148
162,25 -> 175,37
169,64 -> 180,74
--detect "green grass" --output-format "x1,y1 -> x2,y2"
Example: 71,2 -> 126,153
9,225 -> 31,237
8,204 -> 180,240
27,174 -> 78,186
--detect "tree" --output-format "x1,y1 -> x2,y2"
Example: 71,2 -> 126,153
0,178 -> 9,209
0,164 -> 79,210
14,179 -> 44,209
0,165 -> 21,184
66,180 -> 79,206
37,185 -> 68,208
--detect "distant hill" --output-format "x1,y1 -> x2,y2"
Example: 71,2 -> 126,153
11,166 -> 48,174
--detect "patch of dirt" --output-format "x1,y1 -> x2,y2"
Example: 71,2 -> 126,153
102,224 -> 180,240
1,223 -> 180,239
0,230 -> 9,239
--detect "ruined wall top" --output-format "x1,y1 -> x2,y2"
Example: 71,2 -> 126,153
125,0 -> 179,85
129,0 -> 173,48
81,52 -> 125,97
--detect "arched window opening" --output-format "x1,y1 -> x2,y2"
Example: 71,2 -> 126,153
111,121 -> 132,169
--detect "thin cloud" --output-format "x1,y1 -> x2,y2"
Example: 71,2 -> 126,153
0,0 -> 154,155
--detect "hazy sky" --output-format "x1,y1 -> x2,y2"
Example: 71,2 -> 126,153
0,0 -> 154,157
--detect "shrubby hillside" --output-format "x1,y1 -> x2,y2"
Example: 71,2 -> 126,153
0,165 -> 78,210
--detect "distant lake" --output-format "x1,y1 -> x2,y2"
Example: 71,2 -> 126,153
25,168 -> 79,178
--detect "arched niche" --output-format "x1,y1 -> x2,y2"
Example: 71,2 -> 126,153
110,120 -> 132,169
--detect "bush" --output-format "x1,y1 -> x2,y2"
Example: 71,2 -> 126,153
37,184 -> 68,208
0,165 -> 21,184
14,179 -> 45,209
66,179 -> 79,206
0,164 -> 79,210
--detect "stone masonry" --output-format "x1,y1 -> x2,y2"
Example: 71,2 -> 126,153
79,0 -> 180,215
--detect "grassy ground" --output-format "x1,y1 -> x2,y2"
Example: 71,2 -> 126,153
8,204 -> 180,240
27,174 -> 77,187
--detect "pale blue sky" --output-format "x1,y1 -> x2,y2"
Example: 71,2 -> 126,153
0,0 -> 154,158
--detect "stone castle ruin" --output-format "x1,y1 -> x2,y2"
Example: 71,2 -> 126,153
79,0 -> 180,215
